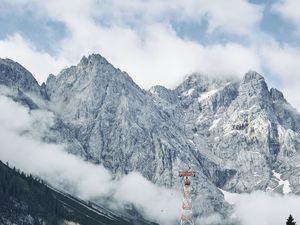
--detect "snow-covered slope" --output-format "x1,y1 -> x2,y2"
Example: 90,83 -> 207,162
1,54 -> 300,220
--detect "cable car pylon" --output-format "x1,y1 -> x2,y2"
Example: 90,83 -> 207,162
179,170 -> 195,225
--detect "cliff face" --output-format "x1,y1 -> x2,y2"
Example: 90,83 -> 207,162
44,54 -> 231,217
170,71 -> 300,194
1,54 -> 300,219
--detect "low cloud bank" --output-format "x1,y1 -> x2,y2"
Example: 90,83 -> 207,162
222,190 -> 300,225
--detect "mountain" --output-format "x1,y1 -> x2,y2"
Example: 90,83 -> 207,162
0,160 -> 157,225
45,54 -> 232,217
162,71 -> 300,194
0,54 -> 300,221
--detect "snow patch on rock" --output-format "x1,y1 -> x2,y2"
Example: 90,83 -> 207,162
272,170 -> 292,194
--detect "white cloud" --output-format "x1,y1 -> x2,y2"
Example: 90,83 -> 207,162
0,0 -> 300,112
0,94 -> 181,225
56,22 -> 261,88
261,44 -> 300,111
29,0 -> 263,35
109,0 -> 264,35
272,0 -> 300,33
0,95 -> 113,199
224,191 -> 300,225
0,34 -> 70,84
185,0 -> 263,35
114,172 -> 181,225
0,1 -> 263,88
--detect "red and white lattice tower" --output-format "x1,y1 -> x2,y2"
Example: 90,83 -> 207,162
179,171 -> 195,225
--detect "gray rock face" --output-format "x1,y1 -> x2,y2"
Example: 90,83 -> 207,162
0,58 -> 43,97
45,54 -> 232,217
154,70 -> 300,195
1,55 -> 300,220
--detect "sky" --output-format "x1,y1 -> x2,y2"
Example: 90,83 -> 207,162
0,0 -> 300,110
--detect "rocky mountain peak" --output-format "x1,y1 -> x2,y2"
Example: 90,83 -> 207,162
238,71 -> 270,108
149,85 -> 177,104
242,70 -> 265,82
175,74 -> 232,98
79,53 -> 109,67
270,88 -> 286,102
0,58 -> 41,96
47,54 -> 120,89
241,71 -> 268,94
45,54 -> 145,122
46,73 -> 56,84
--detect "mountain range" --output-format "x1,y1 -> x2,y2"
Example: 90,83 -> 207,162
1,54 -> 300,223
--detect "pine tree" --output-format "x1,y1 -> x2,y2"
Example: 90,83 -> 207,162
287,214 -> 296,225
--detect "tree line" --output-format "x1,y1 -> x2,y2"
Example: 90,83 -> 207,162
0,161 -> 69,224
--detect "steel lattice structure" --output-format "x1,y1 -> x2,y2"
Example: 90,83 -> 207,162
179,171 -> 195,225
